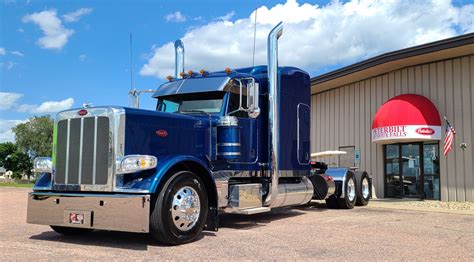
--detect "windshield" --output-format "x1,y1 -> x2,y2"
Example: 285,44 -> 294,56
156,92 -> 225,114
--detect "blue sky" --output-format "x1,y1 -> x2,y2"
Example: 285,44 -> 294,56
1,0 -> 474,142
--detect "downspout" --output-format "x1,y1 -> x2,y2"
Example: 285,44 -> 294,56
264,22 -> 283,207
174,40 -> 185,78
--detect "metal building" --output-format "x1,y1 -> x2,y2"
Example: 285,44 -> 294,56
310,33 -> 474,202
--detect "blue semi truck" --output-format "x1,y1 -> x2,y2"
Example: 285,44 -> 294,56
27,22 -> 371,245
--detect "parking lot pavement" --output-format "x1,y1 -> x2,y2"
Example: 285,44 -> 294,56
1,187 -> 473,261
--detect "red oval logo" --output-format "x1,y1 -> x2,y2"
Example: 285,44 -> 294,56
78,109 -> 88,116
156,130 -> 168,137
416,127 -> 435,135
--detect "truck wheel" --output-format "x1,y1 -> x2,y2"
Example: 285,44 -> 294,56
337,175 -> 356,209
50,226 -> 92,235
150,171 -> 208,245
356,175 -> 370,206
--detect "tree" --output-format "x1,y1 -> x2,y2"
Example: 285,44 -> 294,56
5,150 -> 33,179
0,142 -> 33,180
13,116 -> 54,158
0,142 -> 17,167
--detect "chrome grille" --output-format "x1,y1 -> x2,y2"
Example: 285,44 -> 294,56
54,116 -> 110,186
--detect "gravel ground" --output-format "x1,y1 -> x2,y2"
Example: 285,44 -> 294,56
1,187 -> 473,261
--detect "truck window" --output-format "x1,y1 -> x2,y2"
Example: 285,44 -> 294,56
227,92 -> 248,118
156,92 -> 225,114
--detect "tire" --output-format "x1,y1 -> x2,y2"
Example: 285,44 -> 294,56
150,171 -> 208,245
50,226 -> 92,235
355,175 -> 370,206
325,196 -> 339,209
337,174 -> 356,209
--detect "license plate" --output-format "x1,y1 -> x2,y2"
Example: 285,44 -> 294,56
69,212 -> 85,224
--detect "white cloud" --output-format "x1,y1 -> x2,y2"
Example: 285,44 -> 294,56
4,61 -> 17,70
17,28 -> 24,33
11,51 -> 24,57
165,11 -> 186,22
21,98 -> 75,114
0,92 -> 23,110
63,8 -> 93,23
0,92 -> 74,114
458,4 -> 474,32
22,9 -> 74,50
0,47 -> 5,55
216,11 -> 235,21
0,119 -> 25,143
141,0 -> 474,79
78,54 -> 87,61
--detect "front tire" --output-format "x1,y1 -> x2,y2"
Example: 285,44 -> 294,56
150,171 -> 208,245
337,174 -> 356,209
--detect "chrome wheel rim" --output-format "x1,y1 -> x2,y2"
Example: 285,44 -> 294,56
347,178 -> 356,202
362,177 -> 370,199
171,186 -> 201,231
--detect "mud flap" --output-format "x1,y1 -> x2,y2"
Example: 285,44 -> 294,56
203,206 -> 219,232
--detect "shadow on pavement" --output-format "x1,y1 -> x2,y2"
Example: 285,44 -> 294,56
28,205 -> 329,248
296,201 -> 331,211
219,206 -> 325,230
29,230 -> 180,250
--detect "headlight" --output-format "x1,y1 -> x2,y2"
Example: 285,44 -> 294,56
116,155 -> 157,174
33,157 -> 52,173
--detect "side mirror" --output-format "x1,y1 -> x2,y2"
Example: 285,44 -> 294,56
228,77 -> 260,118
247,81 -> 260,118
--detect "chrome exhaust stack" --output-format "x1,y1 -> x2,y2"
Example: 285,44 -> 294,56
264,22 -> 314,208
174,40 -> 185,78
264,22 -> 283,207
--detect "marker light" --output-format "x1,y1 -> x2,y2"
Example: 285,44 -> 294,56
188,70 -> 194,77
179,72 -> 186,78
33,157 -> 52,173
166,75 -> 174,81
200,69 -> 208,76
225,67 -> 232,75
117,155 -> 157,174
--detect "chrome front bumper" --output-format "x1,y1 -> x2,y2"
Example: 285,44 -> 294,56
27,192 -> 150,233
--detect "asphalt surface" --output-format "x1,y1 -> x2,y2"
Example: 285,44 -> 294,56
1,187 -> 473,261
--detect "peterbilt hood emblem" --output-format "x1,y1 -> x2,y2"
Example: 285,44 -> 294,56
78,109 -> 88,116
156,129 -> 168,137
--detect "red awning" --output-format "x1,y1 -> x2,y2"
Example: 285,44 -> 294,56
372,94 -> 441,143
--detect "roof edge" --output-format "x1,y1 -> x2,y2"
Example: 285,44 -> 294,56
311,33 -> 474,85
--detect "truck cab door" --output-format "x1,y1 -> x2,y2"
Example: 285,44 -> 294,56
227,91 -> 258,164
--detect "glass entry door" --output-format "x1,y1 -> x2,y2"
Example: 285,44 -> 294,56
385,144 -> 401,197
384,142 -> 439,199
401,144 -> 421,198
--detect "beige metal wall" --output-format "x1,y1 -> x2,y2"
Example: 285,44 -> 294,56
311,55 -> 474,202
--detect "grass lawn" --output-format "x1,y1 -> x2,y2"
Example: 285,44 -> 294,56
0,183 -> 34,188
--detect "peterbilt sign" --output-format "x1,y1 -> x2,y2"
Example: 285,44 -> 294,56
372,125 -> 441,143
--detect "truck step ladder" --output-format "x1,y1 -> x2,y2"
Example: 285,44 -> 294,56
239,207 -> 271,215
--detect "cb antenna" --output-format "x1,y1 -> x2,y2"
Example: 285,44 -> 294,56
127,33 -> 154,108
252,8 -> 257,67
128,32 -> 137,108
129,32 -> 134,93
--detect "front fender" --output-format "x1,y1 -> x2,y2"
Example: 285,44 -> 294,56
148,155 -> 212,193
